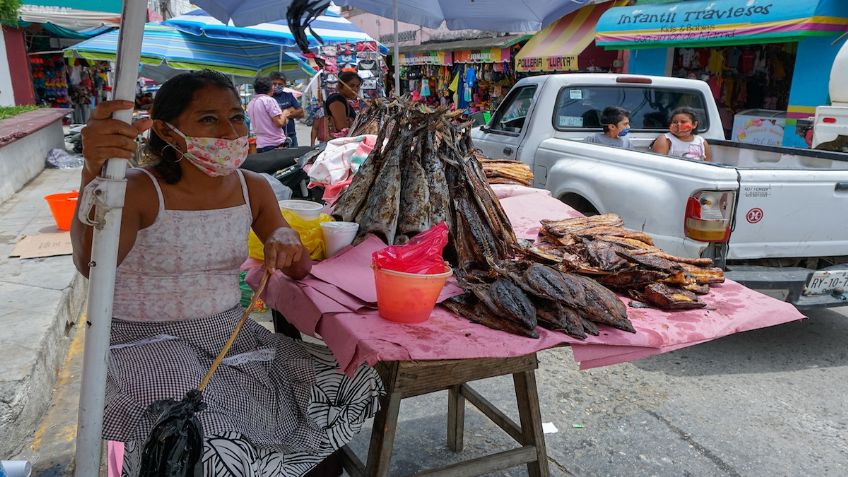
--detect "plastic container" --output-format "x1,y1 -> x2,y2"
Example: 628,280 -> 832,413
279,199 -> 323,220
1,460 -> 32,477
374,264 -> 452,324
44,191 -> 79,231
321,221 -> 359,258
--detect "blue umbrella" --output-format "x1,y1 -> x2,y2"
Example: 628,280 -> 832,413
164,7 -> 389,54
64,23 -> 315,79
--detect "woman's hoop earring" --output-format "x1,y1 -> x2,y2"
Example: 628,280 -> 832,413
162,144 -> 183,163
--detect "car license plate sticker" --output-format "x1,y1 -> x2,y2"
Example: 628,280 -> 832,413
803,270 -> 848,296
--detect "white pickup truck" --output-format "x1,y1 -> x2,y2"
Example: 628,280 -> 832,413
472,74 -> 848,308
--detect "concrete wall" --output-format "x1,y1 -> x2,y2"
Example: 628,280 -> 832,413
0,121 -> 64,203
0,28 -> 14,106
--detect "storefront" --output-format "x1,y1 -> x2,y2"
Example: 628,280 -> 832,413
397,35 -> 530,113
515,0 -> 626,76
596,0 -> 848,147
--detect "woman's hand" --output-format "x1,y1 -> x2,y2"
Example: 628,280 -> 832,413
81,100 -> 152,177
264,227 -> 309,276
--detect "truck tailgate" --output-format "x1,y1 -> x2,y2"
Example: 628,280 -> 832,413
729,169 -> 848,259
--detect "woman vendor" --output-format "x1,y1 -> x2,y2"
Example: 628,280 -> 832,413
72,70 -> 383,476
323,71 -> 362,135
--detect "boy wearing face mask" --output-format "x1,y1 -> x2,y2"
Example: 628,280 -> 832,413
584,106 -> 633,149
269,72 -> 304,147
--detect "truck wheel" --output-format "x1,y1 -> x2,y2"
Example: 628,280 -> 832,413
560,194 -> 599,216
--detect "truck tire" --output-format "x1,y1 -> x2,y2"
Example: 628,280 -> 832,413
559,193 -> 599,216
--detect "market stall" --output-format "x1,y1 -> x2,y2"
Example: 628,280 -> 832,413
595,0 -> 848,147
515,0 -> 625,76
397,35 -> 529,113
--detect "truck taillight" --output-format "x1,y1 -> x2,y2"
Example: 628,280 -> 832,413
684,191 -> 735,243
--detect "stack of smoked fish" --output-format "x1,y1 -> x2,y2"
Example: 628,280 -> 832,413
332,99 -> 636,340
529,214 -> 725,310
478,157 -> 534,186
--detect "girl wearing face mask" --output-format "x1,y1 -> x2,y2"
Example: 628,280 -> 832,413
651,107 -> 712,161
585,106 -> 633,149
73,70 -> 382,476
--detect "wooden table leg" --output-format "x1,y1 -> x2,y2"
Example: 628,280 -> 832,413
365,363 -> 402,477
447,385 -> 465,452
513,370 -> 550,477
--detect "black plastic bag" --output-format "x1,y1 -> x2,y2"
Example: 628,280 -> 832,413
139,389 -> 206,477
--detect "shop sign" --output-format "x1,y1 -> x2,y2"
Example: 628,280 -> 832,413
453,48 -> 509,64
399,51 -> 453,66
517,55 -> 578,72
732,114 -> 786,147
596,0 -> 840,47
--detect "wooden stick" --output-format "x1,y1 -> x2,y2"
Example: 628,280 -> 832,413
198,269 -> 271,392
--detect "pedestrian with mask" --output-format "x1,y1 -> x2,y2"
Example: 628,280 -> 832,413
584,106 -> 633,149
270,72 -> 305,147
247,76 -> 289,153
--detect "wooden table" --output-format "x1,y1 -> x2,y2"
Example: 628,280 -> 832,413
271,311 -> 550,477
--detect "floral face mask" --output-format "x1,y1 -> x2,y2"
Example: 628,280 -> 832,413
165,122 -> 248,177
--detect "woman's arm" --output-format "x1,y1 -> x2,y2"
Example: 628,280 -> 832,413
651,135 -> 671,155
71,101 -> 152,278
328,100 -> 351,130
244,171 -> 311,279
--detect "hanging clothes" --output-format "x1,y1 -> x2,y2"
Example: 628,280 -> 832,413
707,50 -> 724,74
726,48 -> 741,71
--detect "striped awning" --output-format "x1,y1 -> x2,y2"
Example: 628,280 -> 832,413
164,8 -> 388,55
515,0 -> 626,73
64,24 -> 315,79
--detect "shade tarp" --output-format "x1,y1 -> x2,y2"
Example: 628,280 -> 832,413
191,0 -> 593,32
19,4 -> 122,29
64,24 -> 315,79
164,7 -> 388,54
515,0 -> 625,73
596,0 -> 848,49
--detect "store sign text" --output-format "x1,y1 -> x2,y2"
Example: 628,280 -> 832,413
517,55 -> 577,72
615,4 -> 772,25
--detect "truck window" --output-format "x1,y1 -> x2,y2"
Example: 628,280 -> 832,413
488,85 -> 537,134
553,86 -> 709,133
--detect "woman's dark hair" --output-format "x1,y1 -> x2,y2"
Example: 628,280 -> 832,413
253,76 -> 273,95
148,70 -> 239,184
269,71 -> 287,83
670,107 -> 699,126
601,106 -> 630,132
338,71 -> 361,86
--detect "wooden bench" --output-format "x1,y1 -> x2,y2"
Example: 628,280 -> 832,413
341,353 -> 550,477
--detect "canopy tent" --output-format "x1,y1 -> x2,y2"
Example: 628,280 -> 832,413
595,0 -> 848,49
64,24 -> 315,79
515,0 -> 625,73
20,0 -> 122,29
195,0 -> 598,32
164,7 -> 389,55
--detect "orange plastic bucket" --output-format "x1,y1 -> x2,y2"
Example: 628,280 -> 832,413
44,191 -> 79,231
373,265 -> 453,324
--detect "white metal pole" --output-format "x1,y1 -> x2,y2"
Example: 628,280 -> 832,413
279,45 -> 284,72
73,1 -> 146,475
393,0 -> 400,96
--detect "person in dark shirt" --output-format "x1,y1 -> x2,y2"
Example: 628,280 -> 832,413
324,71 -> 361,136
269,72 -> 304,147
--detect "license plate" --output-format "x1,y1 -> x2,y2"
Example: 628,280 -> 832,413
803,270 -> 848,296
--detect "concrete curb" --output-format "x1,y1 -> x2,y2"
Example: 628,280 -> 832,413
0,168 -> 86,458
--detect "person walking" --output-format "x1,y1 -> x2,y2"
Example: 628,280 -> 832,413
247,76 -> 288,153
270,72 -> 305,147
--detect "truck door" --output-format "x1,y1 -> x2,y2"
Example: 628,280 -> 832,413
474,85 -> 538,161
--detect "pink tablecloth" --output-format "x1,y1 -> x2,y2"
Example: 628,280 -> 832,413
246,187 -> 805,374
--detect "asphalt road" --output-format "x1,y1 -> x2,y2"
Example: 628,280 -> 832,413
345,306 -> 848,477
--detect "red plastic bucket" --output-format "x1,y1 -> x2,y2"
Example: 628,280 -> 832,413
44,191 -> 78,231
374,265 -> 452,324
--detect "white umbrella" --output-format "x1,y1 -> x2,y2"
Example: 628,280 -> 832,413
194,0 -> 594,96
73,2 -> 146,475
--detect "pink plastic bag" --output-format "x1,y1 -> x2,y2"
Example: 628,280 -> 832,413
372,223 -> 449,274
